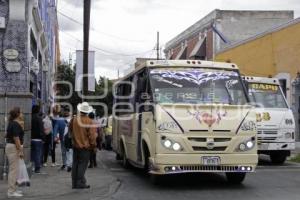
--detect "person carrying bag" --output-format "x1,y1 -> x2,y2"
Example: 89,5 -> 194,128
5,107 -> 28,198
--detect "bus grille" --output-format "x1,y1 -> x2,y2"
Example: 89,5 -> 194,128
258,136 -> 277,141
187,137 -> 231,152
257,129 -> 278,135
180,165 -> 239,172
192,146 -> 227,151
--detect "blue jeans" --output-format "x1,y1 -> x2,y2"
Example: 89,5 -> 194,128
61,141 -> 67,166
66,149 -> 73,167
31,140 -> 43,172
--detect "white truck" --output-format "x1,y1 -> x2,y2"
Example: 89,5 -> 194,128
244,76 -> 295,164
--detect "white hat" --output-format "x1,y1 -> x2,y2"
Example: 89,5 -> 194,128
77,102 -> 93,114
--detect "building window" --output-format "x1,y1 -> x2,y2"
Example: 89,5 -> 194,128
30,81 -> 33,93
30,30 -> 37,59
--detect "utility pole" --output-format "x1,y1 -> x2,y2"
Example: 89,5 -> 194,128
156,31 -> 160,60
69,52 -> 72,67
83,0 -> 91,100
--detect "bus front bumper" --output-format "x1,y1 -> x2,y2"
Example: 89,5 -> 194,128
149,154 -> 258,175
258,142 -> 295,151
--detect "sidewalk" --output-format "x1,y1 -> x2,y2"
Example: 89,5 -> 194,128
0,151 -> 120,200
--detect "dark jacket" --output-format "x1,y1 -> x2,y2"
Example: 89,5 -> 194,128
31,113 -> 45,140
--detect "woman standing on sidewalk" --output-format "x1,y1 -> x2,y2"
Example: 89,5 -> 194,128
5,107 -> 25,198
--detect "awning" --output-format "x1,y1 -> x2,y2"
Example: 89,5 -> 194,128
189,36 -> 206,59
175,46 -> 187,60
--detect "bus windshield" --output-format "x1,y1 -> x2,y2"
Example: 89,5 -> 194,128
248,83 -> 288,108
149,68 -> 248,105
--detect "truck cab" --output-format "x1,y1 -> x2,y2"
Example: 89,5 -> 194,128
243,76 -> 296,164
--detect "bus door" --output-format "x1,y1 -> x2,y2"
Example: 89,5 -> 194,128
131,70 -> 149,164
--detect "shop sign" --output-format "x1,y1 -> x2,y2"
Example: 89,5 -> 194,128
5,61 -> 22,72
3,49 -> 19,60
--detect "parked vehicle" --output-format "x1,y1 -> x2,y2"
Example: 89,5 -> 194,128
244,76 -> 295,164
113,60 -> 258,184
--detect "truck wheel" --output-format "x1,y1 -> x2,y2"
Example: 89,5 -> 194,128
270,152 -> 287,165
226,172 -> 246,184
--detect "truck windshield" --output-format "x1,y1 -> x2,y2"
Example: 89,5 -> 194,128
248,83 -> 288,108
149,68 -> 248,105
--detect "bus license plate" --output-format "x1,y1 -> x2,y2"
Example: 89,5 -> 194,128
202,156 -> 220,165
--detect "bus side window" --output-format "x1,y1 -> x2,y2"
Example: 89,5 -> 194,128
136,70 -> 153,112
116,77 -> 133,115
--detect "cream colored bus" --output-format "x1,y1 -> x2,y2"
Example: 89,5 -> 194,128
113,60 -> 258,184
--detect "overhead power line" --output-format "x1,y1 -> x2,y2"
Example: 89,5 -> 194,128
58,10 -> 148,43
60,31 -> 153,57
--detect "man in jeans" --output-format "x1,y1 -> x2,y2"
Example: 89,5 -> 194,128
52,105 -> 67,170
31,105 -> 45,174
70,102 -> 97,189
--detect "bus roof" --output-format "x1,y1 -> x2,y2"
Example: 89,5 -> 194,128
119,60 -> 239,82
242,76 -> 280,85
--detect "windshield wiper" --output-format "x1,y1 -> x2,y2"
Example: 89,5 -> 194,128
223,84 -> 233,105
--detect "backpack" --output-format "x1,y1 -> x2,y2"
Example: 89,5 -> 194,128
43,116 -> 52,135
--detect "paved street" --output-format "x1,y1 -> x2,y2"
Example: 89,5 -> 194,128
102,151 -> 300,200
1,150 -> 300,200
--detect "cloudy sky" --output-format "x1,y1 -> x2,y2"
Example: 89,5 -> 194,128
58,0 -> 300,79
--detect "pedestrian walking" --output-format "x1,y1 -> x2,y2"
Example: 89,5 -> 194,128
52,105 -> 67,170
31,105 -> 45,174
70,102 -> 97,189
42,110 -> 53,167
63,111 -> 73,172
104,116 -> 112,150
5,107 -> 25,198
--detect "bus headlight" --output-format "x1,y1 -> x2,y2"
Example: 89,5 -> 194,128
172,143 -> 181,151
246,141 -> 254,149
239,143 -> 246,151
163,140 -> 172,148
161,138 -> 183,151
284,132 -> 292,139
237,137 -> 256,151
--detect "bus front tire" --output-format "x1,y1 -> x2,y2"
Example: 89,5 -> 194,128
121,144 -> 130,168
226,172 -> 246,184
270,152 -> 287,165
122,152 -> 130,168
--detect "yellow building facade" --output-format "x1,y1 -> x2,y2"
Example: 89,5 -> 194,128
216,18 -> 300,79
216,18 -> 300,138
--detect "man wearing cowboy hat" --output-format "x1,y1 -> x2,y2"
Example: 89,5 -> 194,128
69,102 -> 97,189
